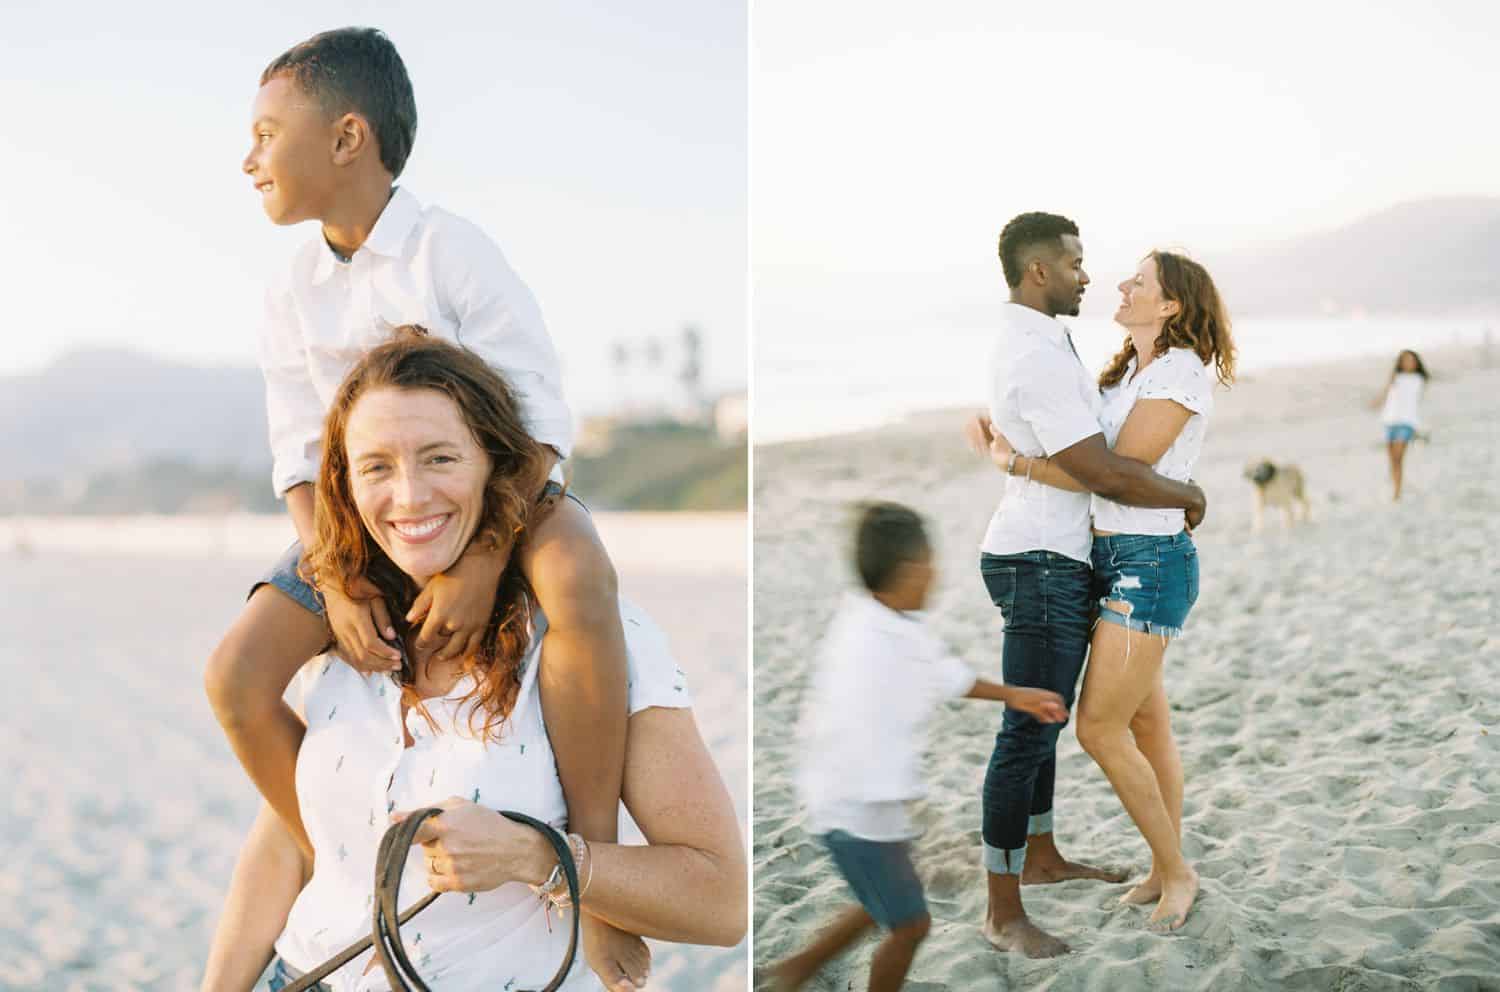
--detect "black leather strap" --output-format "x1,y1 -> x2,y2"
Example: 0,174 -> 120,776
281,808 -> 580,992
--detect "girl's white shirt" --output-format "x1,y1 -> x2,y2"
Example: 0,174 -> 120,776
274,599 -> 691,992
1091,348 -> 1214,536
1381,372 -> 1424,428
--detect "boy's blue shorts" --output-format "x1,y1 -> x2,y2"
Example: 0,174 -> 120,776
821,830 -> 928,929
1385,423 -> 1416,443
246,481 -> 586,615
250,540 -> 325,616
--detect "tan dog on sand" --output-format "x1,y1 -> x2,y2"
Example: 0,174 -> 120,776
1244,459 -> 1311,532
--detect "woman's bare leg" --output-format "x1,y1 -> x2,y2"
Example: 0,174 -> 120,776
1116,677 -> 1183,906
1076,621 -> 1197,929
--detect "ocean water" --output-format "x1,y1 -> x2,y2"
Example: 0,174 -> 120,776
754,316 -> 1497,444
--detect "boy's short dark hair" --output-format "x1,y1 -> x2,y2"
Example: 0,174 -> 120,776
997,212 -> 1079,289
262,27 -> 418,179
854,502 -> 930,593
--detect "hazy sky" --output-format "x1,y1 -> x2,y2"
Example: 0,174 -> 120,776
753,0 -> 1500,328
2,0 -> 746,409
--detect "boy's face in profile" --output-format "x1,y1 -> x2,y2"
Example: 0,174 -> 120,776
242,75 -> 336,225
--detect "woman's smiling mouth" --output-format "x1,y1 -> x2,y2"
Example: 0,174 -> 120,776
389,513 -> 453,543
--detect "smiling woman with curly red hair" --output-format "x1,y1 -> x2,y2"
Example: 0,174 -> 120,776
202,329 -> 746,992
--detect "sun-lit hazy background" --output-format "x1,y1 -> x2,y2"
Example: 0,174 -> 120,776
753,0 -> 1500,440
5,0 -> 744,389
3,0 -> 747,512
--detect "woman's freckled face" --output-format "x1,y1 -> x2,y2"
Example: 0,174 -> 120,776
344,386 -> 491,585
1115,256 -> 1167,329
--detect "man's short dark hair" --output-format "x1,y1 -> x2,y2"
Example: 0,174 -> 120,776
854,502 -> 930,593
262,27 -> 418,179
997,212 -> 1079,289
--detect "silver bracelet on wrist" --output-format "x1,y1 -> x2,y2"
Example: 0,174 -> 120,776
1005,450 -> 1020,476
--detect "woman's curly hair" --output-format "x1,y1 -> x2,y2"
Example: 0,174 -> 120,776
301,326 -> 553,741
1099,250 -> 1236,390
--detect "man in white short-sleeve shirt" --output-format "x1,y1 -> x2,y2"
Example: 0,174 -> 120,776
961,212 -> 1208,959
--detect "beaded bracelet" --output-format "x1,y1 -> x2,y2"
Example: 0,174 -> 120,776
543,833 -> 591,910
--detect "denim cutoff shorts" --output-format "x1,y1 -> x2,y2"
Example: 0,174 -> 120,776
247,481 -> 586,615
1091,530 -> 1199,640
265,956 -> 330,991
1385,423 -> 1416,443
821,830 -> 928,929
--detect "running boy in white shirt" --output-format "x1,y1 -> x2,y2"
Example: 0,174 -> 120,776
770,503 -> 1068,992
205,26 -> 636,983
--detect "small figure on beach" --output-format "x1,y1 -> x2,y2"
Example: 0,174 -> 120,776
1371,349 -> 1429,501
963,213 -> 1209,954
986,247 -> 1235,931
1241,458 -> 1311,532
768,502 -> 1068,992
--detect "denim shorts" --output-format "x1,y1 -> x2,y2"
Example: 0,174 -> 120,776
247,481 -> 586,615
265,956 -> 330,991
1385,423 -> 1416,443
1091,530 -> 1199,640
821,830 -> 928,929
250,540 -> 327,616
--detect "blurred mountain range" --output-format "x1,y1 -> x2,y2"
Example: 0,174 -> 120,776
1,348 -> 267,482
1,352 -> 745,513
1204,195 -> 1500,315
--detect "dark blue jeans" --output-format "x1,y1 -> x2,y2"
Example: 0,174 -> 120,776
978,551 -> 1093,875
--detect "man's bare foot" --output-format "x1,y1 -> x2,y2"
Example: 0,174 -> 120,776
1021,858 -> 1129,886
1147,866 -> 1199,931
1119,873 -> 1162,906
982,917 -> 1070,958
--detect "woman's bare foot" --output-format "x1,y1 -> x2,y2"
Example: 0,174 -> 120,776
982,916 -> 1070,958
1119,872 -> 1162,906
1021,857 -> 1129,886
1147,866 -> 1199,931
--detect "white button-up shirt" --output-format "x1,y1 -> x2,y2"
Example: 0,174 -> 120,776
798,593 -> 976,841
257,187 -> 574,496
1091,348 -> 1214,536
980,303 -> 1103,564
274,598 -> 690,992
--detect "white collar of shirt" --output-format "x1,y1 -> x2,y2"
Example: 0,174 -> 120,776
846,590 -> 927,634
999,301 -> 1074,351
310,186 -> 423,286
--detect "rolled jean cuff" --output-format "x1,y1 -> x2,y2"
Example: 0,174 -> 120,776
1028,810 -> 1054,836
984,842 -> 1027,876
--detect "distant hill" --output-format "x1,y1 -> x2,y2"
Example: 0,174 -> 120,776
0,350 -> 744,513
567,423 -> 747,512
0,349 -> 268,481
1207,196 -> 1500,316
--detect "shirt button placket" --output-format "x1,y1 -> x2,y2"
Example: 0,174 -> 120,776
376,678 -> 404,826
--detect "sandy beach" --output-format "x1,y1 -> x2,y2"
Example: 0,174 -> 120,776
0,512 -> 747,991
752,349 -> 1500,990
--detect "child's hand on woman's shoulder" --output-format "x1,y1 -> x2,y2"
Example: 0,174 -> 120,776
406,542 -> 511,664
322,575 -> 403,673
